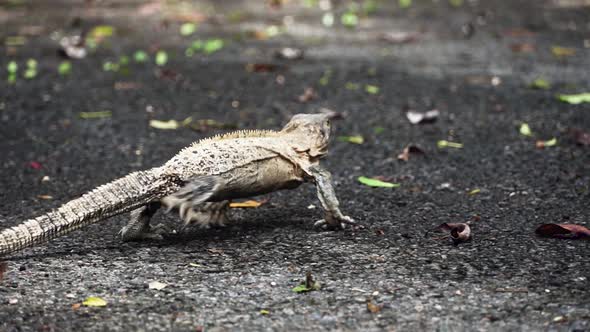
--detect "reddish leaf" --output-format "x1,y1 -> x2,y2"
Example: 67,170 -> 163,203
433,223 -> 471,244
569,128 -> 590,146
535,224 -> 590,239
29,161 -> 42,169
510,43 -> 535,53
298,87 -> 317,103
397,145 -> 425,161
245,63 -> 280,72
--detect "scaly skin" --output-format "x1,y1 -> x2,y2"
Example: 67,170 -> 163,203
0,113 -> 354,256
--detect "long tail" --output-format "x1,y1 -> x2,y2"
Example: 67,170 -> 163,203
0,168 -> 173,256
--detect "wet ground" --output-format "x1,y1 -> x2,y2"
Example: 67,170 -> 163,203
0,0 -> 589,331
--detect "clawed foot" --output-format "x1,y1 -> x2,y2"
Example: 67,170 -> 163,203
119,223 -> 169,242
314,215 -> 356,230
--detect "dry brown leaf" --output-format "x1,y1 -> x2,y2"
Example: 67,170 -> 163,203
569,128 -> 590,146
366,300 -> 382,313
397,145 -> 425,161
37,195 -> 53,200
298,87 -> 317,103
535,223 -> 590,239
433,223 -> 471,244
510,43 -> 535,53
114,82 -> 142,90
71,303 -> 82,310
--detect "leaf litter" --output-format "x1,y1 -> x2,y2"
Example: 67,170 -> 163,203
535,224 -> 590,239
292,271 -> 321,293
358,176 -> 400,188
397,145 -> 425,161
430,223 -> 472,245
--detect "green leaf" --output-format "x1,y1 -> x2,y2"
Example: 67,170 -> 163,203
373,126 -> 385,134
363,0 -> 378,14
468,188 -> 480,195
180,23 -> 197,36
544,137 -> 557,147
322,12 -> 335,27
530,78 -> 550,90
102,61 -> 119,72
82,296 -> 107,307
190,40 -> 203,51
519,123 -> 532,136
204,39 -> 224,54
119,55 -> 130,66
399,0 -> 412,8
89,25 -> 115,38
365,85 -> 379,94
155,51 -> 168,66
23,68 -> 36,79
345,82 -> 359,90
358,176 -> 400,188
449,0 -> 463,6
7,61 -> 17,73
341,12 -> 359,28
437,140 -> 463,149
26,58 -> 37,69
149,119 -> 180,130
58,61 -> 72,75
292,284 -> 311,293
134,50 -> 149,63
7,74 -> 16,84
558,93 -> 590,105
260,309 -> 270,315
79,111 -> 112,119
338,135 -> 364,144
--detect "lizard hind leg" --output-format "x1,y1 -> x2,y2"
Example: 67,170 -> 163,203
119,202 -> 164,241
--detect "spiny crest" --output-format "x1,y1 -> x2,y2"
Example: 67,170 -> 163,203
192,129 -> 280,146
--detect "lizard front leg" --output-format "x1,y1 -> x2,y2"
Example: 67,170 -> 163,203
307,165 -> 355,230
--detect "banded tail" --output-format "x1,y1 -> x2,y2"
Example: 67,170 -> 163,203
0,168 -> 172,256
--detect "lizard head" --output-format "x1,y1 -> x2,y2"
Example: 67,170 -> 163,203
281,113 -> 332,158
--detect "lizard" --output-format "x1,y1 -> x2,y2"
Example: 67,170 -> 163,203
0,113 -> 355,256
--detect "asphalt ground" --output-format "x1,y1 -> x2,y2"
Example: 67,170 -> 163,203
0,0 -> 589,331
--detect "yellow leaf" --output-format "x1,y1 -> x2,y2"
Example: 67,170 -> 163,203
82,296 -> 107,307
230,200 -> 264,208
551,46 -> 575,57
149,119 -> 180,130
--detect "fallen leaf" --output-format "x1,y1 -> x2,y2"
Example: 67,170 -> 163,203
187,119 -> 237,132
551,46 -> 575,57
89,25 -> 115,39
29,161 -> 42,169
322,12 -> 335,27
341,12 -> 359,28
399,0 -> 412,8
260,309 -> 270,315
114,82 -> 141,90
529,78 -> 550,89
180,23 -> 197,36
5,36 -> 26,46
229,200 -> 266,208
558,93 -> 590,104
245,63 -> 280,73
519,123 -> 532,136
397,145 -> 425,161
569,128 -> 590,146
155,50 -> 168,66
149,119 -> 180,130
148,281 -> 168,290
338,135 -> 364,144
434,223 -> 471,244
189,263 -> 202,267
379,31 -> 420,44
535,137 -> 557,149
275,47 -> 304,60
71,303 -> 81,310
79,111 -> 112,119
366,299 -> 382,313
437,140 -> 463,149
298,87 -> 317,103
203,39 -> 224,54
37,195 -> 53,200
358,176 -> 400,188
134,50 -> 149,63
510,43 -> 535,53
58,61 -> 72,75
82,296 -> 107,307
292,271 -> 321,293
365,85 -> 379,94
406,109 -> 439,124
468,188 -> 480,195
535,223 -> 590,239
